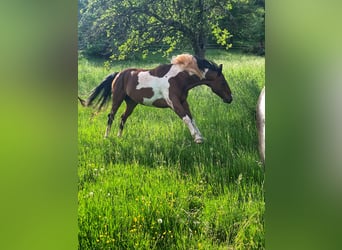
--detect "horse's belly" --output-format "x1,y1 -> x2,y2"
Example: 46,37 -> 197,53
150,99 -> 169,108
141,94 -> 169,107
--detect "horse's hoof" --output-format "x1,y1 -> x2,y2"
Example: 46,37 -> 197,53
194,138 -> 204,144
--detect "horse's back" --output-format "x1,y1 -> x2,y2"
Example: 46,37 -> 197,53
116,64 -> 183,108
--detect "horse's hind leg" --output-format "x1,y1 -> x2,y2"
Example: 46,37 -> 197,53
105,94 -> 125,138
118,98 -> 137,137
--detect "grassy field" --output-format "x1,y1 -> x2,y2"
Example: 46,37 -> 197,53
78,50 -> 265,249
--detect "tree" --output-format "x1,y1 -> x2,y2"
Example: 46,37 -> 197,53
227,0 -> 265,55
78,0 -> 264,59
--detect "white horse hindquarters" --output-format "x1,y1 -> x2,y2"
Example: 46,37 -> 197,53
257,87 -> 265,164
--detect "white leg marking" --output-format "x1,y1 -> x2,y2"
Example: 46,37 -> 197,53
117,129 -> 123,137
183,115 -> 196,136
104,127 -> 110,138
191,119 -> 202,138
182,115 -> 203,143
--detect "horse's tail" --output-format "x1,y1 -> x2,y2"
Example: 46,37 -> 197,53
78,72 -> 118,111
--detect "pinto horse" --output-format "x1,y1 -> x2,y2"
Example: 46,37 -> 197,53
79,54 -> 232,143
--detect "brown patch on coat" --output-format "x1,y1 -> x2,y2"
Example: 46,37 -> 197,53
152,99 -> 169,108
149,64 -> 172,77
168,71 -> 192,101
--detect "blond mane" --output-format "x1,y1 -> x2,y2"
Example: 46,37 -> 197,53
171,54 -> 204,79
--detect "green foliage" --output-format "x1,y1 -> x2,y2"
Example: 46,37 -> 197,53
78,0 -> 265,59
227,0 -> 265,54
212,23 -> 233,49
78,50 -> 265,249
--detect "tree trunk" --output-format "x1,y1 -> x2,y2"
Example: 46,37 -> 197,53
193,0 -> 206,58
192,34 -> 206,59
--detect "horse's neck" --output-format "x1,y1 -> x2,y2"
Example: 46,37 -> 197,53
185,77 -> 206,91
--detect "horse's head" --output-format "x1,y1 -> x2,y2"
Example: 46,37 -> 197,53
195,56 -> 233,104
204,65 -> 233,103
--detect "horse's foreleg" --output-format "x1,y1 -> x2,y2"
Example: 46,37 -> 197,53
118,99 -> 137,137
182,115 -> 203,143
190,119 -> 202,139
182,100 -> 203,141
172,99 -> 203,143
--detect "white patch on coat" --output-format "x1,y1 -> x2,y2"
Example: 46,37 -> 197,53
182,115 -> 203,143
136,65 -> 183,107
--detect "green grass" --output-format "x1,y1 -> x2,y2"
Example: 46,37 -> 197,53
78,50 -> 265,249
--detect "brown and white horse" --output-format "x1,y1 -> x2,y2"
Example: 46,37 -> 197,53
79,54 -> 232,143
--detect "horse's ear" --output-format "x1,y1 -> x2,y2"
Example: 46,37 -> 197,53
194,55 -> 205,70
218,64 -> 223,76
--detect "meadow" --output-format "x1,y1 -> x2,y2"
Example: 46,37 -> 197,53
78,50 -> 265,249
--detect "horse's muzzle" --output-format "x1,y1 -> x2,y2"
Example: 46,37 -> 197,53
223,96 -> 233,103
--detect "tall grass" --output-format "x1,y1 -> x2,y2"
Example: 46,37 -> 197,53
78,50 -> 265,249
